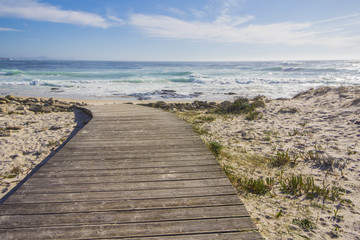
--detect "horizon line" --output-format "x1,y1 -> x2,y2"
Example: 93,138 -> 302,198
3,57 -> 359,62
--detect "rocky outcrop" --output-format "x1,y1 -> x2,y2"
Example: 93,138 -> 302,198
139,100 -> 219,112
0,95 -> 87,114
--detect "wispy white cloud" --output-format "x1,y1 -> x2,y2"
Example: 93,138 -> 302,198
190,8 -> 206,18
129,12 -> 360,47
0,26 -> 18,31
221,0 -> 246,14
0,0 -> 121,28
167,7 -> 186,16
106,15 -> 125,26
214,14 -> 254,27
105,8 -> 125,27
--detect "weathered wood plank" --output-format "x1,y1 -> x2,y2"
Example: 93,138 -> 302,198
47,154 -> 215,162
122,231 -> 264,240
0,218 -> 256,239
60,145 -> 208,153
26,171 -> 226,184
0,195 -> 243,215
16,178 -> 231,194
42,159 -> 217,169
37,163 -> 220,172
63,139 -> 205,148
54,148 -> 209,156
32,165 -> 222,178
0,205 -> 250,229
5,186 -> 238,204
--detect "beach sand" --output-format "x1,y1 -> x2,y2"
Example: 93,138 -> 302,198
1,86 -> 360,239
175,86 -> 360,239
0,96 -> 91,199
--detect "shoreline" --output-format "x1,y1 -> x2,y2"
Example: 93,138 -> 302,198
12,84 -> 360,106
10,96 -> 223,105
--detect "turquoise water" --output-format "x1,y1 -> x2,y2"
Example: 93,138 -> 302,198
0,60 -> 359,100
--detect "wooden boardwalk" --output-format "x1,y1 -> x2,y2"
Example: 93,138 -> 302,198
0,104 -> 262,239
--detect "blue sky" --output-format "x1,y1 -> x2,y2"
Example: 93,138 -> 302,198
0,0 -> 360,61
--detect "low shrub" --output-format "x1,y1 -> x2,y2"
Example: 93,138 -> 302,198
292,218 -> 316,230
192,125 -> 208,135
215,96 -> 265,120
279,174 -> 342,201
197,115 -> 216,122
2,165 -> 21,179
270,150 -> 297,167
279,107 -> 298,114
208,141 -> 223,157
245,110 -> 262,120
237,176 -> 274,195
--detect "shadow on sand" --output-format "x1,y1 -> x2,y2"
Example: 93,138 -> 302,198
0,107 -> 92,205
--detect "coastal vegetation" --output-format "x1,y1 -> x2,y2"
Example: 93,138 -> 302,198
145,86 -> 360,239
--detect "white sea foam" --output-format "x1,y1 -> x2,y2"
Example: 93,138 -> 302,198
0,60 -> 359,100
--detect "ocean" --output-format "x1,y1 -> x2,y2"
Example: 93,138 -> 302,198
0,60 -> 359,101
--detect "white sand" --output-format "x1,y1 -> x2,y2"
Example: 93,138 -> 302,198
196,86 -> 360,239
0,99 -> 91,199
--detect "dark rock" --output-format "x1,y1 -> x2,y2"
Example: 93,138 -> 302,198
137,96 -> 151,100
155,101 -> 166,106
9,100 -> 20,105
31,97 -> 41,102
5,95 -> 17,101
0,105 -> 7,113
220,101 -> 231,107
161,90 -> 176,93
28,104 -> 52,113
47,97 -> 55,105
16,106 -> 25,111
49,126 -> 62,130
0,97 -> 10,103
190,92 -> 203,97
5,126 -> 21,130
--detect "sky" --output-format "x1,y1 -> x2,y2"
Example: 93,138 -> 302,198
0,0 -> 360,61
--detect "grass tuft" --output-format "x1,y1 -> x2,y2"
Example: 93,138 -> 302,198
292,218 -> 316,230
215,96 -> 265,120
197,115 -> 216,122
192,125 -> 208,135
208,141 -> 223,157
237,176 -> 274,195
278,174 -> 343,201
279,107 -> 298,114
275,209 -> 283,218
245,110 -> 262,120
1,165 -> 22,179
270,150 -> 298,167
